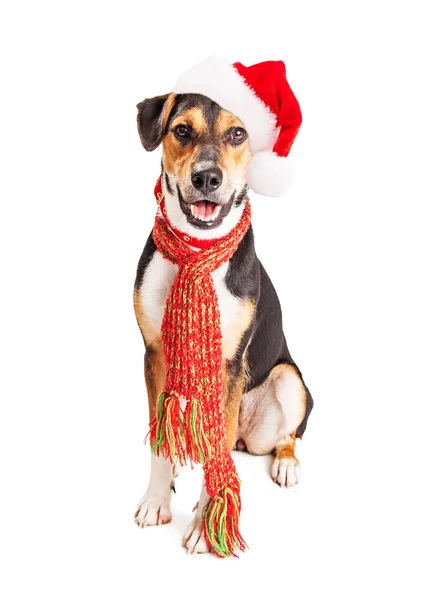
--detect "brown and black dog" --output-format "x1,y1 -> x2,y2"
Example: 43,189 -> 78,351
133,92 -> 313,553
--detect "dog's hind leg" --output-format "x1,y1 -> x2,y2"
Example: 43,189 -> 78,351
270,364 -> 313,487
240,363 -> 313,487
272,433 -> 300,488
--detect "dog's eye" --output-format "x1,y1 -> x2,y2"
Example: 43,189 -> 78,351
175,125 -> 190,138
229,127 -> 247,144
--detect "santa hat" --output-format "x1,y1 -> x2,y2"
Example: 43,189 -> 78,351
173,56 -> 302,197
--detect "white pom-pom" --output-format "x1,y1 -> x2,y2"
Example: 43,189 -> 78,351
246,151 -> 295,197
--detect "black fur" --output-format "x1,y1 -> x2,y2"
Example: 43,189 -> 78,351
235,185 -> 248,207
164,170 -> 173,195
134,232 -> 156,289
166,93 -> 221,133
224,228 -> 313,436
137,94 -> 169,151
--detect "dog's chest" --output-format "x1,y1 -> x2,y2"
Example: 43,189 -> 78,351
138,250 -> 241,342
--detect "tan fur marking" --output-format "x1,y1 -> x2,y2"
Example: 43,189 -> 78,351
163,107 -> 208,177
170,107 -> 207,134
223,363 -> 245,450
134,289 -> 166,420
162,133 -> 199,179
269,363 -> 300,381
144,346 -> 166,421
219,142 -> 252,179
222,298 -> 255,361
216,109 -> 252,178
275,433 -> 296,460
215,111 -> 244,134
161,93 -> 176,130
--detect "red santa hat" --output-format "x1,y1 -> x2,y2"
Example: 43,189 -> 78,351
173,56 -> 302,197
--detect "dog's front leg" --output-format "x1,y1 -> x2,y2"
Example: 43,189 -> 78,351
135,344 -> 175,527
182,363 -> 244,553
134,454 -> 174,527
182,483 -> 211,554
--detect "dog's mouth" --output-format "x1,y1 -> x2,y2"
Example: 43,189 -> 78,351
190,201 -> 222,223
177,186 -> 235,230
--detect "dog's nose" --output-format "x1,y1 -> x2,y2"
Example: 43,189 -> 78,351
191,167 -> 223,195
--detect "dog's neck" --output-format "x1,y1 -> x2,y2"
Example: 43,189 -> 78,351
160,172 -> 247,244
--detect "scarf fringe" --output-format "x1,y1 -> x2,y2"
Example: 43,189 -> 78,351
148,393 -> 212,467
184,397 -> 212,464
148,392 -> 186,465
202,486 -> 247,558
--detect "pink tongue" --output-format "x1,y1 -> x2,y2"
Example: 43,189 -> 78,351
193,201 -> 217,219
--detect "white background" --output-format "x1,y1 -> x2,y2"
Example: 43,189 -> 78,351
1,1 -> 427,598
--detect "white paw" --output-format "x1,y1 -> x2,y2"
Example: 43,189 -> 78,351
182,515 -> 210,554
272,456 -> 300,488
134,494 -> 172,527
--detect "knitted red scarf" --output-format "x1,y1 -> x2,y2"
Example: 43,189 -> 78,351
148,179 -> 251,557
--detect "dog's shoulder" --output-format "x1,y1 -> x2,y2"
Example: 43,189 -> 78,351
134,233 -> 177,346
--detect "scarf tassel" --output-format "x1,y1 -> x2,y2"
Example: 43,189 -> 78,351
184,397 -> 212,465
149,393 -> 212,467
148,392 -> 186,465
202,486 -> 247,558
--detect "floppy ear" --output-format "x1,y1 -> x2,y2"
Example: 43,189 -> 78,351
136,93 -> 175,151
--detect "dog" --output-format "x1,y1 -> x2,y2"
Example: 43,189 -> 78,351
133,91 -> 313,553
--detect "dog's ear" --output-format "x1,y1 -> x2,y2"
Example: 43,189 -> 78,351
136,93 -> 175,152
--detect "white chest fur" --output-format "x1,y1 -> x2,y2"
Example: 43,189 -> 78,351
138,250 -> 241,341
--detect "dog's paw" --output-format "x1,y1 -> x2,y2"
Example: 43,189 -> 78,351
271,455 -> 300,488
182,514 -> 210,554
134,494 -> 172,528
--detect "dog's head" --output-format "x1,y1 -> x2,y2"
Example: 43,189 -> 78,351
137,93 -> 251,238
